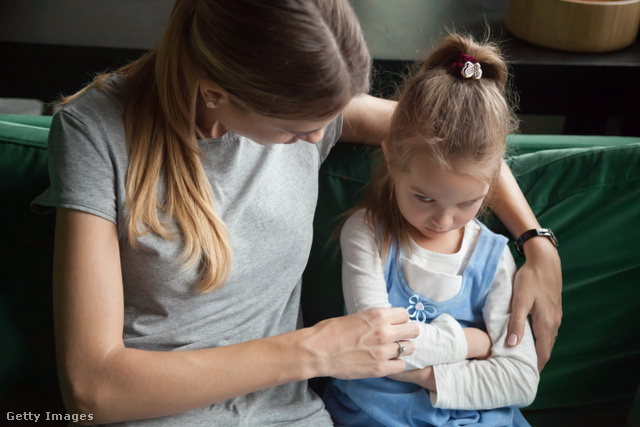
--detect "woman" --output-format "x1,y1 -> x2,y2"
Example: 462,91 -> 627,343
32,0 -> 561,425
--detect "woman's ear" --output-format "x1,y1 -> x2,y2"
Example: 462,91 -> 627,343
199,80 -> 229,108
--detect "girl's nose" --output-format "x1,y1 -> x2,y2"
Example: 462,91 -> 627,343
431,211 -> 453,230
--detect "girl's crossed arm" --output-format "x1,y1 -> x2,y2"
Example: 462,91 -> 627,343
341,210 -> 490,367
390,248 -> 540,410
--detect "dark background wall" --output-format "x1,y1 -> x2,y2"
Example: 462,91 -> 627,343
0,0 -> 638,134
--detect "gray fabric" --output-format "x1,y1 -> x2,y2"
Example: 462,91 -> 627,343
32,76 -> 338,426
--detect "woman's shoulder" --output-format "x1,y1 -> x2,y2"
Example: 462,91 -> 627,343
57,74 -> 127,130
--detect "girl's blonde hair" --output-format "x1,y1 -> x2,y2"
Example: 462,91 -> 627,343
356,33 -> 518,259
62,0 -> 372,293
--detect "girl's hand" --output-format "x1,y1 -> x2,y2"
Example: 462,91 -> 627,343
387,366 -> 436,391
305,307 -> 419,379
507,237 -> 562,371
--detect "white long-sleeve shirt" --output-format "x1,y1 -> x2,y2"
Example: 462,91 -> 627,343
340,209 -> 539,409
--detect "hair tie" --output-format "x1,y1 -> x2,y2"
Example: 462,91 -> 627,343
450,54 -> 482,80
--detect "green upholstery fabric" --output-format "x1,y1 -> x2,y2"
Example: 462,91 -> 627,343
506,133 -> 640,156
2,114 -> 639,426
503,143 -> 640,425
0,114 -> 61,417
501,143 -> 640,424
301,137 -> 640,426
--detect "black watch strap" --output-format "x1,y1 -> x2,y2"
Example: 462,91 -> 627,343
515,228 -> 558,257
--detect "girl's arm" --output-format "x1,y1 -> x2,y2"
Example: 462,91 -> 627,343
391,248 -> 540,410
341,210 -> 490,367
341,95 -> 562,371
54,208 -> 418,425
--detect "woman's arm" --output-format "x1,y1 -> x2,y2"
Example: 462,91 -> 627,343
339,94 -> 396,145
493,161 -> 563,371
53,208 -> 419,425
341,210 -> 490,368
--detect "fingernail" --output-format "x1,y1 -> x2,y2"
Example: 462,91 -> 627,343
507,334 -> 518,346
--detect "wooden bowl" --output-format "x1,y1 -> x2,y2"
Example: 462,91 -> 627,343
505,0 -> 640,52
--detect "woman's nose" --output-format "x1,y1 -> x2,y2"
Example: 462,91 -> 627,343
298,128 -> 324,144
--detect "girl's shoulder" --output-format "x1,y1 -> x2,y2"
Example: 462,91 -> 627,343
342,208 -> 375,238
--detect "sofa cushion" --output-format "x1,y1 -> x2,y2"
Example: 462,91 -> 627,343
502,143 -> 640,410
0,114 -> 63,415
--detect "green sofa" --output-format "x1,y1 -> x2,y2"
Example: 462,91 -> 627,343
2,113 -> 640,426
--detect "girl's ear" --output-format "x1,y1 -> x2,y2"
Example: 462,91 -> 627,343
199,80 -> 229,107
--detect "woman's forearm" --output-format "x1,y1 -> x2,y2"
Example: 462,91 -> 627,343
340,95 -> 396,144
63,331 -> 318,424
492,159 -> 541,238
491,160 -> 562,371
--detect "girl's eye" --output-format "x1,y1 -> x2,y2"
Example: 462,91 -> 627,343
416,195 -> 434,202
462,199 -> 480,207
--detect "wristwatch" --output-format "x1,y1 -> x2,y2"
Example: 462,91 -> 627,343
515,228 -> 558,257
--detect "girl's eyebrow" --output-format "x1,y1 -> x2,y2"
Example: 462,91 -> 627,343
410,184 -> 488,202
409,184 -> 430,195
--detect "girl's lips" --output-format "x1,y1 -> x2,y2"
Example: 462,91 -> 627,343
425,227 -> 447,235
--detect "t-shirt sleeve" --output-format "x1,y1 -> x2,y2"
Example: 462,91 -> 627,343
31,109 -> 120,224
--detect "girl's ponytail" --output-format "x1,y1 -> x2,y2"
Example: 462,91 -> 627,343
421,33 -> 509,93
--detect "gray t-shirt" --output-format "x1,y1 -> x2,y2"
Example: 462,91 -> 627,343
32,77 -> 338,426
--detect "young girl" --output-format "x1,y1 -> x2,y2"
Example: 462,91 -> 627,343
324,34 -> 539,426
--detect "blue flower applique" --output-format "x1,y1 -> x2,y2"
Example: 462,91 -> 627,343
406,295 -> 437,323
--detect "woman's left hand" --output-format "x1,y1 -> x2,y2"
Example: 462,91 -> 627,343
507,237 -> 562,372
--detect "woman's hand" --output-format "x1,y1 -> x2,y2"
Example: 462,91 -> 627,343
305,307 -> 419,379
507,237 -> 562,371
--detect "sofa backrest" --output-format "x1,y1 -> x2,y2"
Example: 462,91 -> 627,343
2,113 -> 640,422
0,114 -> 61,416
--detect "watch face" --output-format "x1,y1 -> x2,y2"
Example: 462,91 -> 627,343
538,229 -> 558,246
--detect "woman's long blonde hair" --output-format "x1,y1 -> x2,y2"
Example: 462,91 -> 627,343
62,0 -> 371,293
356,33 -> 518,260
